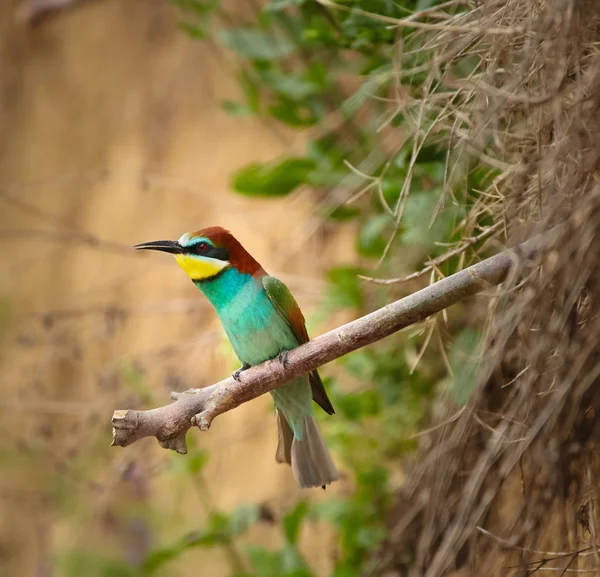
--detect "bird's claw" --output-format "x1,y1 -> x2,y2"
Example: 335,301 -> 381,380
278,350 -> 290,369
232,364 -> 250,381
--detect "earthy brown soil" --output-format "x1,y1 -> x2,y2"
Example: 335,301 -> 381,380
0,1 -> 354,575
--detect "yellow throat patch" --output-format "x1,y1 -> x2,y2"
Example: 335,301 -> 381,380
175,254 -> 229,280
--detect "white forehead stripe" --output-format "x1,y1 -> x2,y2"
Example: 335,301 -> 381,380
178,232 -> 216,249
178,232 -> 193,247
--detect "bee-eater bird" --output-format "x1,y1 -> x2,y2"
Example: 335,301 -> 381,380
134,227 -> 338,489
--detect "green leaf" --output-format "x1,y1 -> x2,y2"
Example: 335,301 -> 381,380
401,189 -> 452,249
171,0 -> 218,16
205,511 -> 232,540
172,0 -> 219,39
230,504 -> 260,535
264,72 -> 320,100
218,28 -> 296,60
371,351 -> 413,406
142,546 -> 181,575
340,1 -> 400,50
178,21 -> 208,39
311,498 -> 349,525
357,214 -> 392,258
305,135 -> 349,187
280,543 -> 313,576
282,500 -> 309,544
328,205 -> 361,221
417,0 -> 443,10
335,389 -> 381,421
232,157 -> 316,196
326,267 -> 363,310
246,545 -> 281,577
62,550 -> 137,577
265,0 -> 304,12
239,69 -> 261,114
305,61 -> 329,90
186,449 -> 208,474
415,143 -> 446,164
268,98 -> 319,127
356,465 -> 389,498
340,350 -> 375,381
183,527 -> 226,547
355,526 -> 387,548
331,567 -> 359,577
381,178 -> 401,206
221,100 -> 255,117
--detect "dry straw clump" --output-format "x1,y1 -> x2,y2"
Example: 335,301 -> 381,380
362,0 -> 600,575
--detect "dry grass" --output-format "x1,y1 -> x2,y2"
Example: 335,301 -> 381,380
354,0 -> 600,575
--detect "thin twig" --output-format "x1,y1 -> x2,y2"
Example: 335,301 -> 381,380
315,0 -> 523,35
360,220 -> 504,285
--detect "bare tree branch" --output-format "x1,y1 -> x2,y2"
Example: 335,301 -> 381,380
111,230 -> 554,454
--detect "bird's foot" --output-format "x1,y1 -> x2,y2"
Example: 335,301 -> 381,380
278,350 -> 290,369
232,364 -> 250,381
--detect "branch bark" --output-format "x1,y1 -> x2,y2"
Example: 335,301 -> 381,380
111,231 -> 551,454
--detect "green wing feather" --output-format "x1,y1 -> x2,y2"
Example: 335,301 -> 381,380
262,276 -> 335,415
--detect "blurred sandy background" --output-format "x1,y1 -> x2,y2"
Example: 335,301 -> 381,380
0,2 -> 353,575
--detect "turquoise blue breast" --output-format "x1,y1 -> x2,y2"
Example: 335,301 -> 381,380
196,267 -> 314,437
195,268 -> 299,366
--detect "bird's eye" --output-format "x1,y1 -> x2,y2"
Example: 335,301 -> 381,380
197,242 -> 208,252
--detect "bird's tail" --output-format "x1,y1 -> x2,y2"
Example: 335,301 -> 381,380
276,410 -> 338,488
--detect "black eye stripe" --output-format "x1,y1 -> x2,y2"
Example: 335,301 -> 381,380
190,242 -> 229,261
206,246 -> 230,261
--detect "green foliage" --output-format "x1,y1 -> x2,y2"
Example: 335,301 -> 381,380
232,158 -> 316,196
324,267 -> 363,310
329,346 -> 433,463
155,1 -> 487,576
143,504 -> 261,574
246,543 -> 311,577
218,28 -> 297,61
61,550 -> 136,577
357,214 -> 393,258
170,447 -> 209,476
401,190 -> 457,250
171,0 -> 219,39
314,465 -> 389,571
282,500 -> 309,544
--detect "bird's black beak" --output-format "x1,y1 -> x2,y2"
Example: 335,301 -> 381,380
133,240 -> 184,254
